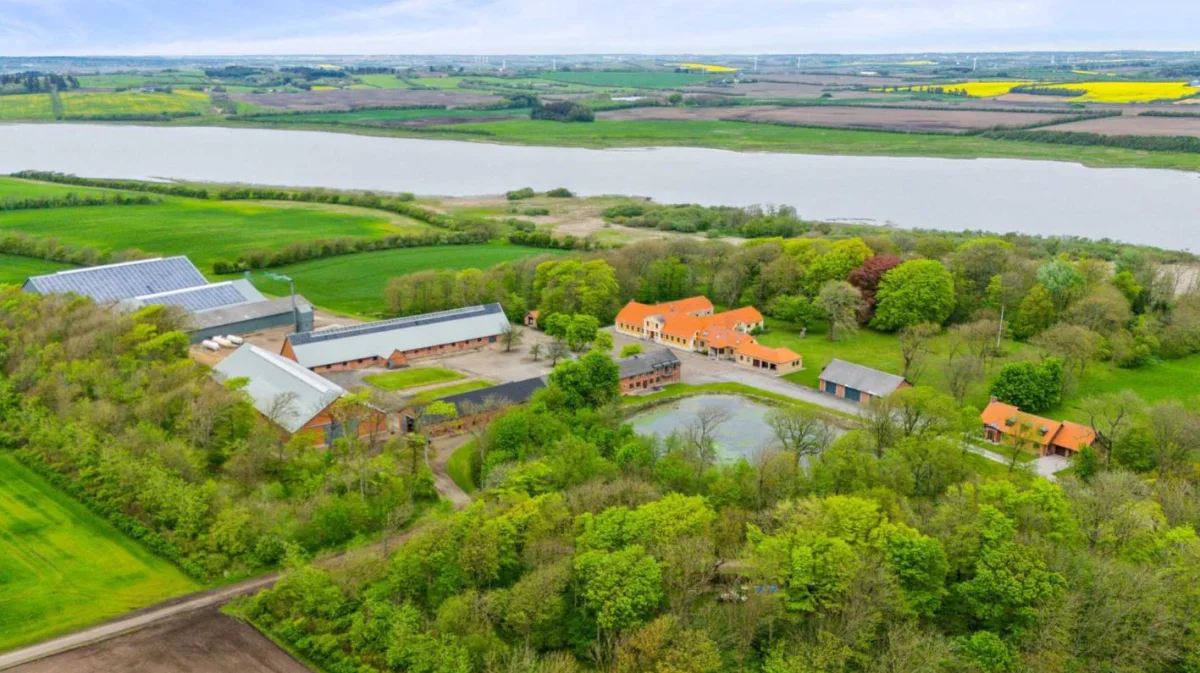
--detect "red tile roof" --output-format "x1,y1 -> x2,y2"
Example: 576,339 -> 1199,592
980,401 -> 1095,451
736,342 -> 802,365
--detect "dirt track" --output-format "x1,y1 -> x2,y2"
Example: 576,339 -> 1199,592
7,608 -> 310,673
599,105 -> 1073,133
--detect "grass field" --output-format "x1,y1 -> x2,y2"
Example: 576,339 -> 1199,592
0,254 -> 75,285
354,74 -> 415,89
408,379 -> 493,405
439,119 -> 1200,171
540,72 -> 714,88
0,197 -> 419,272
0,94 -> 55,120
447,441 -> 478,494
247,107 -> 531,126
0,453 -> 198,652
246,244 -> 567,316
365,367 -> 465,391
58,90 -> 211,117
76,72 -> 209,89
0,176 -> 126,199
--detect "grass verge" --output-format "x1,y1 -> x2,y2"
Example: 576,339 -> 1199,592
447,441 -> 478,494
364,367 -> 466,391
408,380 -> 494,405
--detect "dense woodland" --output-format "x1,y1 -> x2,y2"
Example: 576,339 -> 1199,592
0,290 -> 437,580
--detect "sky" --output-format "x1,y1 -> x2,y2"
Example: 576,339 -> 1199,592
1,0 -> 1198,56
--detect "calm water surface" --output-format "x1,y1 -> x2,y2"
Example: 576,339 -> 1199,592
1,123 -> 1199,250
629,395 -> 776,461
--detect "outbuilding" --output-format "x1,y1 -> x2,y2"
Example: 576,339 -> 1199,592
817,358 -> 909,404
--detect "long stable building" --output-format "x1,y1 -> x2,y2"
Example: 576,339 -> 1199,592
615,296 -> 802,375
23,256 -> 312,342
282,303 -> 511,373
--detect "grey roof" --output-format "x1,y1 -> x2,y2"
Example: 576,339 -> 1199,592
818,358 -> 908,397
23,256 -> 208,302
618,348 -> 681,379
213,344 -> 345,433
122,279 -> 265,313
423,376 -> 547,420
286,303 -> 510,369
188,294 -> 310,331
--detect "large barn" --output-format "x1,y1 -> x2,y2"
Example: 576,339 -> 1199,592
281,303 -> 511,373
23,256 -> 313,342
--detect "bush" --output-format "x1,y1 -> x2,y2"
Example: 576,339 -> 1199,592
506,187 -> 536,201
531,101 -> 595,122
545,187 -> 575,198
522,207 -> 550,216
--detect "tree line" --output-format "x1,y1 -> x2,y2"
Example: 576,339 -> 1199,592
0,192 -> 158,212
981,129 -> 1200,154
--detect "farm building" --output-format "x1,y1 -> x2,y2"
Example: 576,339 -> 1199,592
615,296 -> 799,375
282,303 -> 511,373
403,376 -> 548,438
981,399 -> 1096,457
213,344 -> 391,446
618,349 -> 682,393
23,256 -> 313,343
817,359 -> 909,404
524,310 -> 539,328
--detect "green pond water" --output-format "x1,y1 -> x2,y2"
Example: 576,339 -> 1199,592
629,394 -> 777,462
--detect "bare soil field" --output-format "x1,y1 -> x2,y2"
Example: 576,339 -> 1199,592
1042,114 -> 1200,138
231,89 -> 501,112
9,608 -> 311,673
599,105 -> 1074,133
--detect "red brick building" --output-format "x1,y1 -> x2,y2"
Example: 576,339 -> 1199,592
617,349 -> 682,394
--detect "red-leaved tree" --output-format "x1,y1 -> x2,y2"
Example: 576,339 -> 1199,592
847,255 -> 902,322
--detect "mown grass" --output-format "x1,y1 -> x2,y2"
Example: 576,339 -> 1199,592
447,441 -> 478,494
0,94 -> 55,120
0,197 -> 414,273
408,380 -> 494,405
0,453 -> 198,652
58,90 -> 211,117
0,254 -> 75,285
364,367 -> 465,391
540,72 -> 714,88
245,244 -> 567,316
438,119 -> 1200,172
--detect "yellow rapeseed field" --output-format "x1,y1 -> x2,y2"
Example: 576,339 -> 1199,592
1045,81 -> 1200,103
908,81 -> 1029,97
58,90 -> 212,116
670,63 -> 738,73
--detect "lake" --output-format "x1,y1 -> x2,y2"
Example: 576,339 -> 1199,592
2,123 -> 1199,250
629,395 -> 777,461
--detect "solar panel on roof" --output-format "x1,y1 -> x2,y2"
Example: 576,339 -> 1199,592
289,303 -> 501,346
139,284 -> 253,312
24,257 -> 208,303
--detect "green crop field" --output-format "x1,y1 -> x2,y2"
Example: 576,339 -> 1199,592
76,72 -> 208,88
245,244 -> 566,316
439,119 -> 1200,172
0,453 -> 198,652
0,254 -> 75,285
0,94 -> 55,120
58,90 -> 211,117
0,197 -> 424,272
248,107 -> 531,126
0,177 -> 127,199
540,71 -> 714,88
354,74 -> 415,89
365,367 -> 466,391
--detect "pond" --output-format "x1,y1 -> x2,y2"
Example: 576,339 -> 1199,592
1,123 -> 1198,250
628,394 -> 777,462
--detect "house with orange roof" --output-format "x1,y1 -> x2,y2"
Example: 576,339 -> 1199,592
614,296 -> 800,375
980,399 -> 1096,457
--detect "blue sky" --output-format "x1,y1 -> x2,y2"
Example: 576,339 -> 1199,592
2,0 -> 1197,56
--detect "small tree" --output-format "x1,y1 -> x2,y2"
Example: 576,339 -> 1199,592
897,322 -> 940,382
500,323 -> 525,353
816,281 -> 866,342
529,342 -> 542,362
548,338 -> 570,365
619,343 -> 644,358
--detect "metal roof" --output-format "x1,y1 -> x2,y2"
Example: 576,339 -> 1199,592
23,256 -> 208,303
124,279 -> 265,313
423,376 -> 547,420
286,303 -> 510,369
818,358 -> 908,397
188,294 -> 310,331
213,344 -> 345,433
618,348 -> 681,379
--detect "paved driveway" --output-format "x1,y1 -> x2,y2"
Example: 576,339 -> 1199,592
1032,454 -> 1071,480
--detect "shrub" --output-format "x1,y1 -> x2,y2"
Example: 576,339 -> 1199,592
506,187 -> 536,201
545,187 -> 575,198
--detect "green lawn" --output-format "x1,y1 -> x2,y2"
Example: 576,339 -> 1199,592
244,244 -> 567,316
0,254 -> 75,285
0,197 -> 416,273
0,94 -> 55,120
1056,355 -> 1200,422
408,380 -> 493,405
0,177 -> 127,200
0,453 -> 198,652
365,367 -> 465,391
447,441 -> 478,494
539,72 -> 714,88
439,119 -> 1200,172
